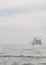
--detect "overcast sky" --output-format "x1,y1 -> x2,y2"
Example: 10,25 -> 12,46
0,0 -> 46,32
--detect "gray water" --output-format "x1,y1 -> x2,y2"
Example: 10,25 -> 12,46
0,44 -> 46,65
0,32 -> 46,65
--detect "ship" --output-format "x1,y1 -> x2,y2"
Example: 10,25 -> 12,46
32,37 -> 42,45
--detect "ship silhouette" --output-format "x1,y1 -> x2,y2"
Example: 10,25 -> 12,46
32,37 -> 42,45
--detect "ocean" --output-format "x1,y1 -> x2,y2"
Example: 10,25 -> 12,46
0,32 -> 46,65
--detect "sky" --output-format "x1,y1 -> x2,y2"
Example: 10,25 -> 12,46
0,0 -> 46,44
0,0 -> 46,32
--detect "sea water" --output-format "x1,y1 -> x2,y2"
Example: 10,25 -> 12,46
0,32 -> 46,65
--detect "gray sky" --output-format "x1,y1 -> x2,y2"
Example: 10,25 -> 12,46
0,0 -> 46,32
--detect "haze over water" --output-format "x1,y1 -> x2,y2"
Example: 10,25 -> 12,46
0,32 -> 46,46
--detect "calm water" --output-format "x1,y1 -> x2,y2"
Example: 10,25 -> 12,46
0,44 -> 46,65
0,32 -> 46,65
